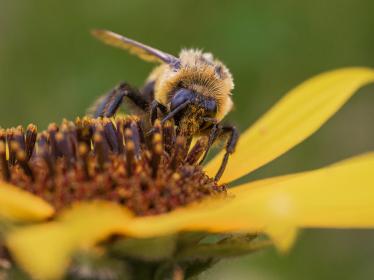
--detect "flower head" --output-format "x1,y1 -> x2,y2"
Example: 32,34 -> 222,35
0,67 -> 374,279
0,117 -> 225,215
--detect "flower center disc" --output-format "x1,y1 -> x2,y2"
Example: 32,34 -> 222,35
0,116 -> 226,215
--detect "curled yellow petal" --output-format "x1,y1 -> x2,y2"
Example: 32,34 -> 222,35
7,202 -> 132,280
0,181 -> 54,222
205,67 -> 374,183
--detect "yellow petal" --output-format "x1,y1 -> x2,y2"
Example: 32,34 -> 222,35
219,152 -> 374,251
0,181 -> 54,222
205,67 -> 374,183
6,223 -> 72,280
7,202 -> 133,280
7,153 -> 374,278
229,173 -> 300,195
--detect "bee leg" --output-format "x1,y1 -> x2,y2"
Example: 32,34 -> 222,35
91,82 -> 149,118
198,122 -> 221,165
140,80 -> 156,103
150,100 -> 168,125
101,85 -> 126,117
89,89 -> 113,118
214,125 -> 239,181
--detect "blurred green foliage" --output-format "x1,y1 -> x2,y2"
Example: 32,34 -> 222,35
0,0 -> 374,279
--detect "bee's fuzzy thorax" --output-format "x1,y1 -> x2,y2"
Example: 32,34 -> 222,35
153,49 -> 234,121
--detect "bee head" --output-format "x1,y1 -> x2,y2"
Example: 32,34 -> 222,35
170,88 -> 217,126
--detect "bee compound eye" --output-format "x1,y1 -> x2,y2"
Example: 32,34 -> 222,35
204,99 -> 217,117
170,88 -> 195,111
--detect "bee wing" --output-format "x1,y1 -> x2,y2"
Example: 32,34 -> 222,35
92,29 -> 179,66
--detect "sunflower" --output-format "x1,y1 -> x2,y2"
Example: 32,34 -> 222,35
0,68 -> 374,280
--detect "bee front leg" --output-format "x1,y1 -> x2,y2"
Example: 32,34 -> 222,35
198,121 -> 221,165
214,125 -> 239,181
90,82 -> 149,118
150,100 -> 168,125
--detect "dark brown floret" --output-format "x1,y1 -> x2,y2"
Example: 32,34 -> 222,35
0,116 -> 226,216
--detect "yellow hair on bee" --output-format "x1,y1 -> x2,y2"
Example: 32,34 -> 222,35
149,49 -> 234,121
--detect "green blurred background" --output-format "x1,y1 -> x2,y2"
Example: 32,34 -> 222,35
1,0 -> 374,279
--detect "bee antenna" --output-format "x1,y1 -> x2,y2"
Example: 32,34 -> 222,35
146,101 -> 191,136
161,101 -> 190,124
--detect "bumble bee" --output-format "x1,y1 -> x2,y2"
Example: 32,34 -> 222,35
91,29 -> 238,180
